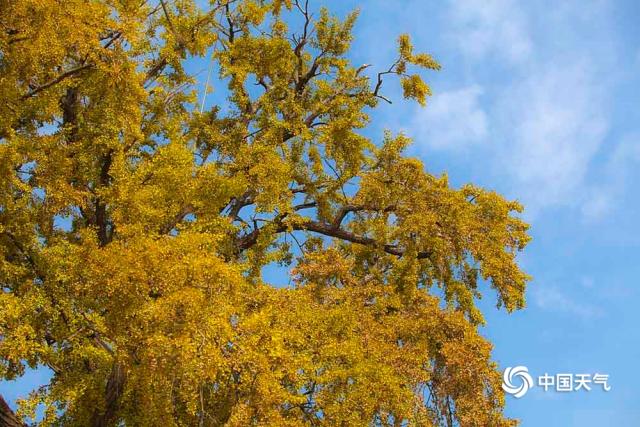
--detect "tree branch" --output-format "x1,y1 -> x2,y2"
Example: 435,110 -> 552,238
372,58 -> 401,104
21,64 -> 93,100
235,204 -> 429,260
160,204 -> 195,234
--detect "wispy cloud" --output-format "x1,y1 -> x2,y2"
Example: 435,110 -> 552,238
353,0 -> 624,216
496,60 -> 609,209
412,85 -> 487,150
404,0 -> 617,214
581,133 -> 640,221
531,285 -> 604,320
446,0 -> 531,65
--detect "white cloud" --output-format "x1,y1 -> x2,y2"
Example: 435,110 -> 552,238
447,0 -> 532,65
412,85 -> 487,150
531,285 -> 603,319
497,61 -> 609,208
581,134 -> 640,221
580,276 -> 595,289
432,1 -> 617,213
606,134 -> 640,174
580,190 -> 612,222
359,0 -> 620,215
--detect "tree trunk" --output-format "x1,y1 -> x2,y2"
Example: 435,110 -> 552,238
0,394 -> 26,427
90,362 -> 126,427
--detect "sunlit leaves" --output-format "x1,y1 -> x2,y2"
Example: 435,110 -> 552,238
0,1 -> 528,425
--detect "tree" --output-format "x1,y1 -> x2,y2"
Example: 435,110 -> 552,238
0,0 -> 530,425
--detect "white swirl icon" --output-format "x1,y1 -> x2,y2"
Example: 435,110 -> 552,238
502,366 -> 534,398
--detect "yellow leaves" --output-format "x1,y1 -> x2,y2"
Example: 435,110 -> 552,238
194,162 -> 246,214
395,34 -> 440,105
353,131 -> 531,317
444,279 -> 485,325
221,35 -> 296,83
271,0 -> 293,15
111,141 -> 197,234
0,1 -> 527,425
401,74 -> 432,106
398,34 -> 413,62
412,52 -> 441,70
456,185 -> 532,311
0,289 -> 49,379
398,33 -> 441,71
239,0 -> 270,26
308,144 -> 324,177
233,143 -> 292,212
292,246 -> 355,288
375,131 -> 413,164
315,8 -> 360,56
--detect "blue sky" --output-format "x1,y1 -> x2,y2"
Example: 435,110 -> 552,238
324,0 -> 640,425
3,1 -> 640,425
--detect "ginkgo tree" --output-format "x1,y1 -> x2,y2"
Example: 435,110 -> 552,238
0,0 -> 531,425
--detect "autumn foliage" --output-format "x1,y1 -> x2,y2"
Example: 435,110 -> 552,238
0,0 -> 530,425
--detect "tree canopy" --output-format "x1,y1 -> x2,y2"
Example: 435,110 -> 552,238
0,0 -> 530,425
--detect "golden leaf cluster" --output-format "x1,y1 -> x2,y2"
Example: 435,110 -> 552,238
1,1 -> 529,425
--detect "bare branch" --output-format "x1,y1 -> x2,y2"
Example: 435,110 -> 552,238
372,58 -> 402,104
294,202 -> 316,211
